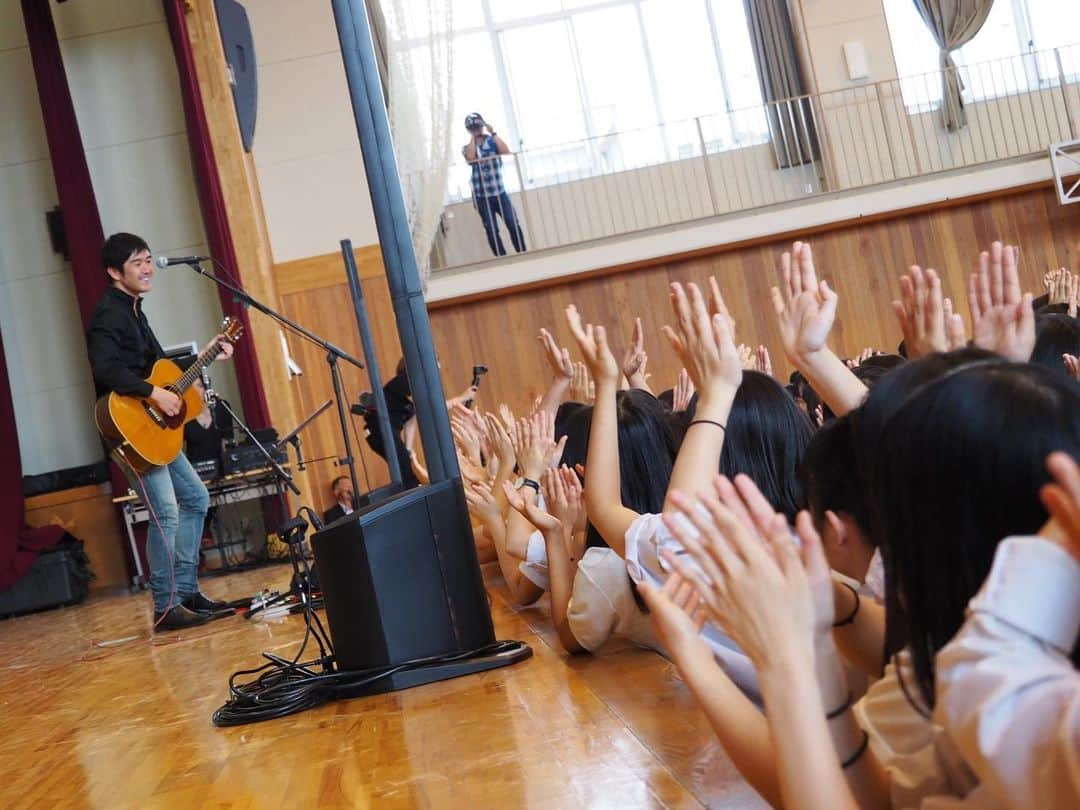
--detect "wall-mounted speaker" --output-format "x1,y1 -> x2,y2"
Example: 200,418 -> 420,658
214,0 -> 257,152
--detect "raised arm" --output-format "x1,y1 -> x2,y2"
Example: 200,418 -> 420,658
464,482 -> 542,606
504,470 -> 586,654
669,475 -> 891,809
661,279 -> 741,513
565,305 -> 637,555
771,241 -> 867,417
537,328 -> 573,416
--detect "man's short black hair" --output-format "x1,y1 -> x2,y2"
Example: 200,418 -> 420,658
102,232 -> 150,278
330,475 -> 350,492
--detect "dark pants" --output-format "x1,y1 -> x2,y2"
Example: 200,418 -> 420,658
476,192 -> 526,256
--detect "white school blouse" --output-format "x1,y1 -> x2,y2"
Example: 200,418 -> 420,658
933,536 -> 1080,809
622,512 -> 760,697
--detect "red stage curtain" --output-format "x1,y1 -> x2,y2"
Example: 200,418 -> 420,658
162,0 -> 272,429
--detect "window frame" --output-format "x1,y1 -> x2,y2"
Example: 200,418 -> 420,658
397,0 -> 769,202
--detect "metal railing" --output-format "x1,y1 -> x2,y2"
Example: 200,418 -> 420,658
427,43 -> 1080,272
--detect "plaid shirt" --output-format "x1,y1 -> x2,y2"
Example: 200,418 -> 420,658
464,135 -> 505,199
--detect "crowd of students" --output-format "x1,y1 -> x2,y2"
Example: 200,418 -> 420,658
416,239 -> 1080,808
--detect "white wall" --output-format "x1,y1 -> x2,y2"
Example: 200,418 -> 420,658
794,0 -> 899,93
243,0 -> 379,262
0,0 -> 239,477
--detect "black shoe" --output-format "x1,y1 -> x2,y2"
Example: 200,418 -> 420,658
154,604 -> 211,632
182,592 -> 231,614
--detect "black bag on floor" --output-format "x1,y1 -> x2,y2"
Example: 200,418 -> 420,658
0,534 -> 94,619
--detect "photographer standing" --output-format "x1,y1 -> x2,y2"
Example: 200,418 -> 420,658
462,113 -> 526,257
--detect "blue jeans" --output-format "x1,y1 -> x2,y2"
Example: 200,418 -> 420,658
476,192 -> 526,256
123,452 -> 210,612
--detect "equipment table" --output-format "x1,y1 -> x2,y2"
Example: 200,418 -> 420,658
112,466 -> 289,587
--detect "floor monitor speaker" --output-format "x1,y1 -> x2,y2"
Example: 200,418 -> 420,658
311,478 -> 530,695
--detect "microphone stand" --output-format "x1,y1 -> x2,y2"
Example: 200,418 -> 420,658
180,259 -> 365,501
210,392 -> 299,496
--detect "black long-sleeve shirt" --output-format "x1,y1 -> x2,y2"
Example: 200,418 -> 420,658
86,287 -> 164,399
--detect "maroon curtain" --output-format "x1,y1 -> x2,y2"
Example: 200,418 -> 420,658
20,0 -> 132,580
0,327 -> 65,591
162,0 -> 271,429
21,0 -> 106,327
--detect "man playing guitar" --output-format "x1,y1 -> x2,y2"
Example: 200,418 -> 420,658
86,233 -> 234,631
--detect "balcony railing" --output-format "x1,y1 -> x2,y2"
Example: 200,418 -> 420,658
427,43 -> 1080,273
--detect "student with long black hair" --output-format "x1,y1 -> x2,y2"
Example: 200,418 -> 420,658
654,358 -> 1080,808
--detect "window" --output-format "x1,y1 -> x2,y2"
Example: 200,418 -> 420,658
884,0 -> 1080,110
396,0 -> 769,200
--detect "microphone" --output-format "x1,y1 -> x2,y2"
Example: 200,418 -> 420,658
155,254 -> 210,268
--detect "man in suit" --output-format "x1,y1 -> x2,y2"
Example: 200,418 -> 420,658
323,475 -> 357,525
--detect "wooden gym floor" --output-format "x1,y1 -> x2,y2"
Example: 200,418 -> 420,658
0,562 -> 766,809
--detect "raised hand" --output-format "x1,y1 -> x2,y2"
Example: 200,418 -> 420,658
672,367 -> 695,413
569,361 -> 595,404
771,241 -> 839,362
1064,354 -> 1080,381
1047,267 -> 1070,306
464,481 -> 501,526
893,265 -> 948,359
738,343 -> 754,370
565,305 -> 620,385
942,297 -> 968,350
485,412 -> 515,469
1069,273 -> 1079,319
755,345 -> 773,377
450,402 -> 483,467
621,317 -> 647,381
662,280 -> 741,406
638,567 -> 712,669
967,241 -> 1035,362
502,479 -> 560,533
539,327 -> 573,380
512,410 -> 566,481
662,479 -> 834,669
543,466 -> 585,544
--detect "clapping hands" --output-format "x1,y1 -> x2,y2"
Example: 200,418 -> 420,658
659,474 -> 834,670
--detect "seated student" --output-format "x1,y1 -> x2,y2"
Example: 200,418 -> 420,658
323,475 -> 356,525
647,357 -> 1079,808
935,451 -> 1080,808
563,280 -> 811,694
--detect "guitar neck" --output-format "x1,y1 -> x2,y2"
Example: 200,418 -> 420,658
172,342 -> 225,395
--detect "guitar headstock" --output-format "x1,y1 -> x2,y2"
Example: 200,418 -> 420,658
221,316 -> 244,343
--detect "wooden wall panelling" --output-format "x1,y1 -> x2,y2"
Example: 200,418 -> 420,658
426,185 -> 1079,414
24,484 -> 128,590
273,246 -> 403,512
262,185 -> 1078,507
184,0 -> 313,509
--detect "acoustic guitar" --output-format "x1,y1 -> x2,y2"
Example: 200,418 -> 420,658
95,317 -> 244,473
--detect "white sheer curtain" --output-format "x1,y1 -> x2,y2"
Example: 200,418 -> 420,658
380,0 -> 454,288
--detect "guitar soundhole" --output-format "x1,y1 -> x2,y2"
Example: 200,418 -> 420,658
163,387 -> 187,429
142,396 -> 187,429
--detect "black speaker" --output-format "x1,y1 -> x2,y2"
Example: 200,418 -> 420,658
215,0 -> 258,152
312,479 -> 525,688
